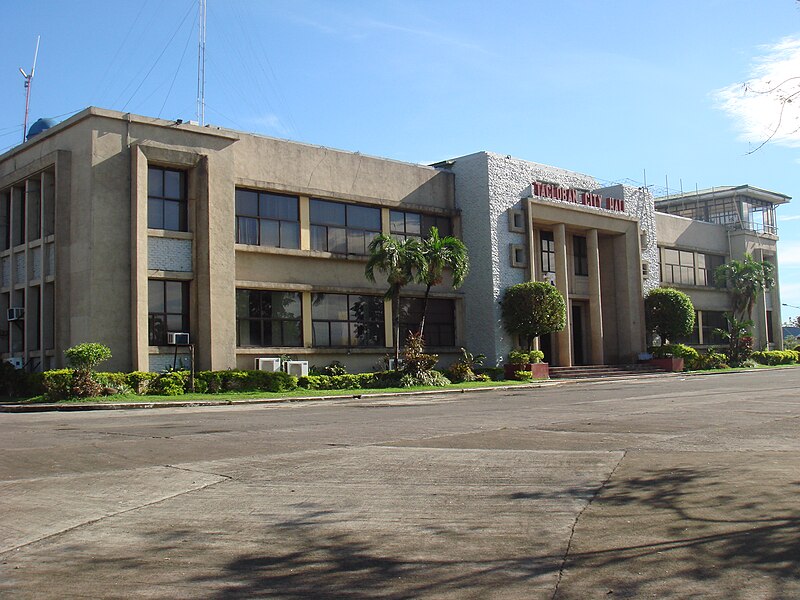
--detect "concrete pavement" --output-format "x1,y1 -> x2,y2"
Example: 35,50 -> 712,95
1,369 -> 799,598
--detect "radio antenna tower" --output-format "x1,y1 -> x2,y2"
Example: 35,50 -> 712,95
196,0 -> 206,126
20,35 -> 41,143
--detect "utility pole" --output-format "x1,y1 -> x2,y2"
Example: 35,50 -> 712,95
196,0 -> 206,126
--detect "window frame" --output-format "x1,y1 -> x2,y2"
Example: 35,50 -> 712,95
310,199 -> 382,255
573,235 -> 588,277
235,289 -> 303,348
148,279 -> 190,346
147,166 -> 188,232
540,231 -> 555,274
398,297 -> 456,347
311,292 -> 385,347
390,209 -> 452,241
235,189 -> 300,249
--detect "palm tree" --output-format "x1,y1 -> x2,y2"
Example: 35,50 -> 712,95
416,227 -> 470,339
714,253 -> 775,320
365,234 -> 425,368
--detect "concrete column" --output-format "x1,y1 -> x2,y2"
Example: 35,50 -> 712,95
587,229 -> 604,365
299,196 -> 310,250
384,297 -> 393,349
525,199 -> 536,283
553,223 -> 572,367
302,292 -> 313,348
130,146 -> 149,371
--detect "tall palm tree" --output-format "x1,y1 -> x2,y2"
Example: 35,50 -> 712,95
365,234 -> 425,368
714,253 -> 775,321
416,227 -> 470,339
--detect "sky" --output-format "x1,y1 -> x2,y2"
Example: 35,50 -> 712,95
2,0 -> 800,323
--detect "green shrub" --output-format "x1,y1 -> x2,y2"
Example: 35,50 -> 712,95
513,370 -> 534,381
751,350 -> 800,366
500,282 -> 566,350
508,350 -> 530,365
41,369 -> 73,400
399,370 -> 450,388
126,371 -> 156,394
650,344 -> 699,361
0,361 -> 43,398
64,343 -> 112,371
297,372 -> 383,390
645,288 -> 695,344
195,370 -> 297,394
687,348 -> 729,370
475,367 -> 504,381
147,371 -> 189,396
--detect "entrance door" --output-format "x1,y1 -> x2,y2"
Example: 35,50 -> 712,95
571,303 -> 586,365
539,333 -> 553,365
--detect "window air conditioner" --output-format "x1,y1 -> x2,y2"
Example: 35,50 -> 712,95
5,357 -> 24,369
167,332 -> 190,345
7,308 -> 24,321
255,357 -> 281,372
284,360 -> 309,377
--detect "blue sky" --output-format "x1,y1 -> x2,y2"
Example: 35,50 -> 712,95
2,0 -> 800,321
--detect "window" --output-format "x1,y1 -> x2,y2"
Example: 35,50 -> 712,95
398,297 -> 455,347
700,310 -> 727,346
540,231 -> 555,274
311,293 -> 384,346
508,209 -> 526,233
310,199 -> 381,255
235,189 -> 300,249
510,244 -> 526,268
0,191 -> 9,251
573,235 -> 588,276
660,248 -> 696,285
236,289 -> 302,347
148,167 -> 187,231
698,254 -> 725,287
148,280 -> 189,345
390,210 -> 452,240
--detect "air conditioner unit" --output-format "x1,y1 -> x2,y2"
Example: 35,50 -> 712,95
284,360 -> 309,377
7,307 -> 24,321
255,357 -> 281,372
167,332 -> 190,345
5,357 -> 23,369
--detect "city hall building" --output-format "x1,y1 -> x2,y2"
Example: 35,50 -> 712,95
0,108 -> 789,373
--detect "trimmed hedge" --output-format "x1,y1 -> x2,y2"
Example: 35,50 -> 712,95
195,370 -> 296,394
751,350 -> 800,366
650,343 -> 700,362
297,371 -> 402,390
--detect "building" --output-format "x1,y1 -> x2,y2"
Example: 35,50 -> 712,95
0,108 -> 789,373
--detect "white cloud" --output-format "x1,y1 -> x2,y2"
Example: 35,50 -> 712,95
715,36 -> 800,149
779,214 -> 800,222
249,114 -> 291,137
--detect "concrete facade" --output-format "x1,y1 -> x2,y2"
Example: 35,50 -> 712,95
0,108 -> 789,373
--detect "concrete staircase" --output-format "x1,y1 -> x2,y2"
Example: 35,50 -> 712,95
548,363 -> 667,380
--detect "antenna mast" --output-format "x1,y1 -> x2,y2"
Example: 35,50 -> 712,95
196,0 -> 206,125
20,35 -> 41,143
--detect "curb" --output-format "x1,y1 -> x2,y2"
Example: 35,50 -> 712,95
0,380 -> 564,413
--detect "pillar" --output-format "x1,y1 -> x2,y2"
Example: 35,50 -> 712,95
554,223 -> 572,367
587,228 -> 604,364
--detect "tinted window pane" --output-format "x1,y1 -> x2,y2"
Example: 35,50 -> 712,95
390,211 -> 405,233
310,225 -> 327,251
165,281 -> 184,313
148,168 -> 163,197
329,322 -> 349,346
282,321 -> 302,346
260,219 -> 280,247
312,293 -> 348,320
347,229 -> 366,255
149,314 -> 166,345
163,200 -> 181,231
236,190 -> 259,216
164,170 -> 182,199
166,314 -> 183,332
149,280 -> 164,313
328,227 -> 347,254
310,199 -> 345,225
275,292 -> 302,319
312,322 -> 330,346
147,198 -> 163,229
280,222 -> 300,249
347,205 -> 381,230
405,213 -> 421,235
237,217 -> 259,245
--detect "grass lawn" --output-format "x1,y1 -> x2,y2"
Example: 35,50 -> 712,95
6,379 -> 536,405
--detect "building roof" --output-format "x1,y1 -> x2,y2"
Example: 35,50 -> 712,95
656,184 -> 791,208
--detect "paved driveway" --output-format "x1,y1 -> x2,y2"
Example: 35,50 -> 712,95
1,369 -> 799,598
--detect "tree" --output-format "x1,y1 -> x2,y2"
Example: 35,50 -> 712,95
714,313 -> 754,367
500,282 -> 566,352
64,342 -> 112,398
365,234 -> 425,369
645,288 -> 695,346
416,227 -> 469,338
714,253 -> 775,321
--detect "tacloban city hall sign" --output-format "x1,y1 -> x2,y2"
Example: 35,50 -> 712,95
528,181 -> 625,212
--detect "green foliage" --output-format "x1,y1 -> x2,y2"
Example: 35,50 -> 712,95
529,350 -> 544,363
513,370 -> 534,381
508,349 -> 530,365
42,369 -> 73,400
195,370 -> 297,394
751,350 -> 800,366
297,372 -> 384,390
148,371 -> 189,396
500,282 -> 567,351
686,347 -> 729,371
0,361 -> 42,397
644,288 -> 695,345
650,343 -> 699,361
714,254 -> 775,321
64,343 -> 112,372
714,313 -> 754,367
316,361 -> 348,376
447,347 -> 485,383
399,370 -> 450,388
126,371 -> 156,394
475,367 -> 505,381
402,331 -> 439,379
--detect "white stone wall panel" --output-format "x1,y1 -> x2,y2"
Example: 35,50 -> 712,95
147,237 -> 193,272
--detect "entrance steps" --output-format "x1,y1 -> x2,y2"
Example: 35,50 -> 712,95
548,363 -> 667,380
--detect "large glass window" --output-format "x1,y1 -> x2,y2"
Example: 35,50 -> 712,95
700,310 -> 727,346
236,289 -> 302,347
390,210 -> 452,241
573,235 -> 588,276
310,199 -> 381,255
148,280 -> 189,345
660,248 -> 696,285
398,297 -> 455,347
311,293 -> 384,347
148,167 -> 187,231
235,189 -> 300,249
698,253 -> 725,287
540,231 -> 555,274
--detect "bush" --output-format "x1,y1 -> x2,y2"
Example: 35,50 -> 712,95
508,350 -> 530,365
0,361 -> 43,398
195,370 -> 297,394
475,367 -> 504,381
645,288 -> 695,345
501,282 -> 566,350
148,371 -> 189,396
41,369 -> 73,400
751,350 -> 800,366
126,371 -> 156,394
398,370 -> 450,388
64,343 -> 112,371
687,348 -> 729,371
650,344 -> 699,361
297,372 -> 386,390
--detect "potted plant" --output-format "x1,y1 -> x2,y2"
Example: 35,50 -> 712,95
504,349 -> 549,380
